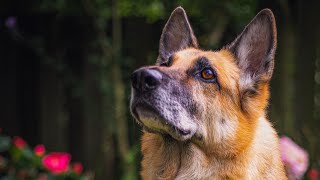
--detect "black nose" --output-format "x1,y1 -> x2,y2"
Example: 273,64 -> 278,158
131,68 -> 162,92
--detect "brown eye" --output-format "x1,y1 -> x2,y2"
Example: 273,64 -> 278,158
201,68 -> 215,80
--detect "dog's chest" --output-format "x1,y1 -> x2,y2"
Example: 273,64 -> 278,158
174,155 -> 247,180
142,139 -> 247,180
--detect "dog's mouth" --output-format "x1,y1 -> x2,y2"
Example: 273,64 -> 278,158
131,102 -> 195,141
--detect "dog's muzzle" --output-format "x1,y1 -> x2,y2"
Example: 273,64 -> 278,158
130,67 -> 198,141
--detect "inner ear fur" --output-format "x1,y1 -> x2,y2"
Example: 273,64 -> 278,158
157,7 -> 198,64
227,9 -> 277,81
226,9 -> 277,114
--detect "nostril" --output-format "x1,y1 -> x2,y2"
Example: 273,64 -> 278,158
143,69 -> 162,90
144,75 -> 159,89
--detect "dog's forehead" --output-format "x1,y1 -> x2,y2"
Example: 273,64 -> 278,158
172,48 -> 227,68
173,48 -> 209,67
174,48 -> 202,60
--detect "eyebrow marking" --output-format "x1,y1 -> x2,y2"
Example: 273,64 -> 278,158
187,56 -> 212,75
195,56 -> 211,70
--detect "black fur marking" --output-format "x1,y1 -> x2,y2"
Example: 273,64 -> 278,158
196,57 -> 211,70
160,55 -> 174,67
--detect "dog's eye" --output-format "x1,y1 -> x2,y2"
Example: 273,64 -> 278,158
201,68 -> 215,80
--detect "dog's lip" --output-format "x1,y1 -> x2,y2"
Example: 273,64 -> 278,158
131,101 -> 195,141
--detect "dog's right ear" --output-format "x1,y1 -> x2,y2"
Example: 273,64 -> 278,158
157,7 -> 198,64
226,9 -> 277,82
226,9 -> 277,115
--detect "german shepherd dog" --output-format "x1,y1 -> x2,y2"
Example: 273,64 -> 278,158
130,7 -> 287,179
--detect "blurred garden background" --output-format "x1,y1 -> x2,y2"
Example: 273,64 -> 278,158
0,0 -> 319,179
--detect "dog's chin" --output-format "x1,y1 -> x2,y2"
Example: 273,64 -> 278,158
132,105 -> 195,141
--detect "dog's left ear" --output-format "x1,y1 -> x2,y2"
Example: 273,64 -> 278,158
157,7 -> 198,64
227,9 -> 277,82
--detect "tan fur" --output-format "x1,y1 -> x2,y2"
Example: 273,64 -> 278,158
140,49 -> 287,179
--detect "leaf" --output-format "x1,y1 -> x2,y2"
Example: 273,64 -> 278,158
0,136 -> 11,152
21,148 -> 34,160
124,145 -> 139,165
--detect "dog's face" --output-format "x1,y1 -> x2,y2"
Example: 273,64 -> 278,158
130,7 -> 276,154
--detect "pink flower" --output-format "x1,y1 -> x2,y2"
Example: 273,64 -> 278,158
308,168 -> 319,180
13,136 -> 27,149
42,152 -> 71,175
34,144 -> 46,156
280,136 -> 309,179
72,162 -> 83,174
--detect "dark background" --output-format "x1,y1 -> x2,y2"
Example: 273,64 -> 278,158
0,0 -> 319,179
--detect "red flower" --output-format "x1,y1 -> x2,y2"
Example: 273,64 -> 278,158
42,152 -> 71,175
34,144 -> 46,156
308,168 -> 319,180
13,136 -> 27,149
280,136 -> 309,179
72,162 -> 83,174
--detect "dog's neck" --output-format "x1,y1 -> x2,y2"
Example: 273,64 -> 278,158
140,132 -> 251,179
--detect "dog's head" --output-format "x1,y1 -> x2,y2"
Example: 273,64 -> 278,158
130,7 -> 276,154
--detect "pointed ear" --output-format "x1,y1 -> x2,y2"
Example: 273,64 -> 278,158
157,7 -> 198,64
227,9 -> 277,81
